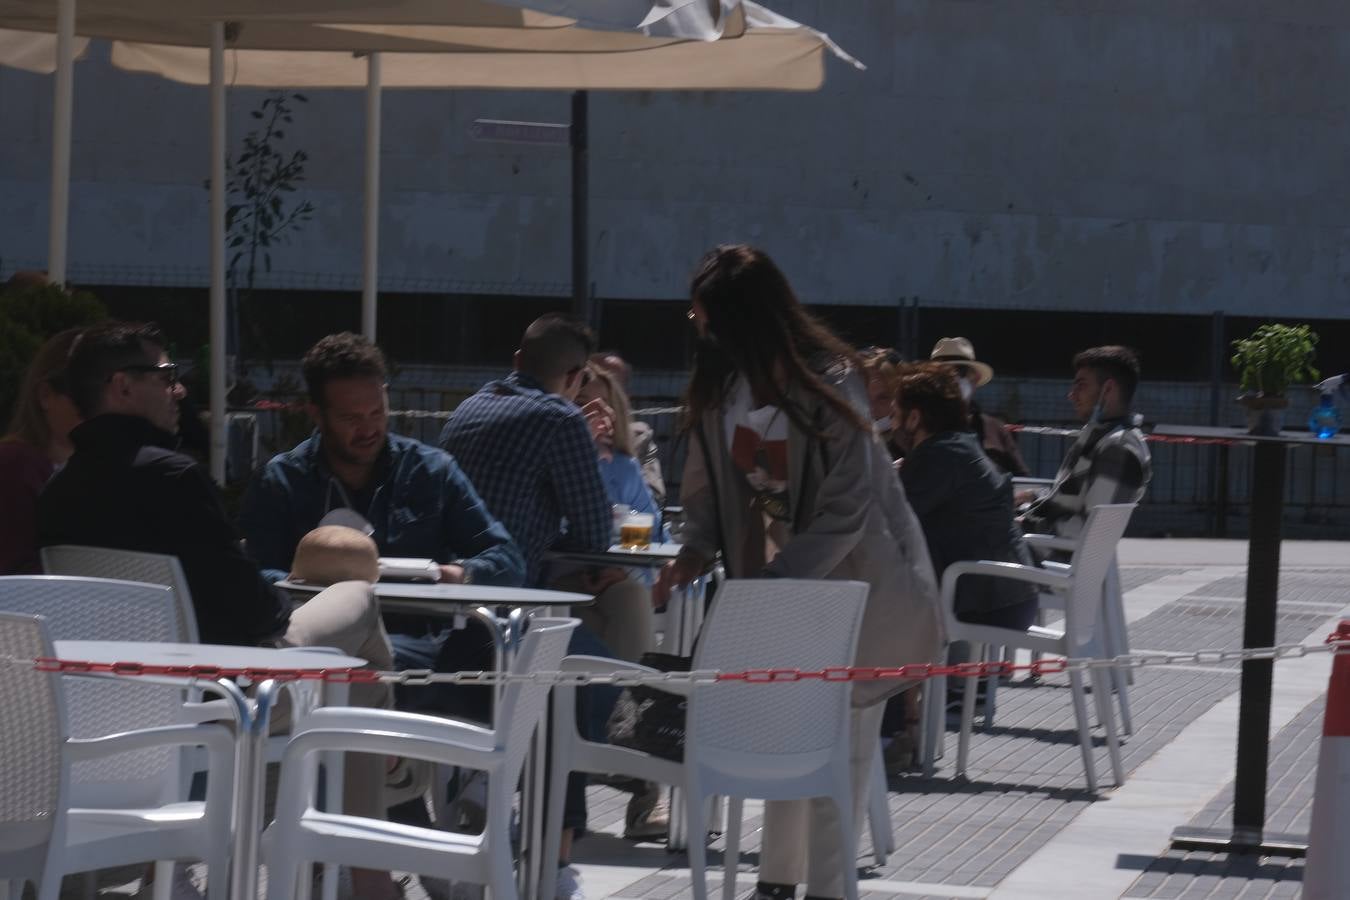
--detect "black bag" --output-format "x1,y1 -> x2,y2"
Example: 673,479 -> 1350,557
605,651 -> 691,762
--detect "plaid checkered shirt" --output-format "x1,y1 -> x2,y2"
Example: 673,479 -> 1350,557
1023,414 -> 1152,539
438,372 -> 612,586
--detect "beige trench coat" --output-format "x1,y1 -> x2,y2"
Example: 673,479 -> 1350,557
676,366 -> 945,707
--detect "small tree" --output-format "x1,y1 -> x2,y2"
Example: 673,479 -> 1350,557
225,91 -> 315,379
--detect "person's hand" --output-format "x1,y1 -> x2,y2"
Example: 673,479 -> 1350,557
437,564 -> 467,584
1014,488 -> 1039,506
580,398 -> 615,448
653,554 -> 705,608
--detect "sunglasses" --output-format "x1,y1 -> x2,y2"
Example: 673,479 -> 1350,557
113,362 -> 180,385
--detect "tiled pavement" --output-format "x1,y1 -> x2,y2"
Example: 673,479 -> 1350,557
74,545 -> 1350,900
559,562 -> 1348,900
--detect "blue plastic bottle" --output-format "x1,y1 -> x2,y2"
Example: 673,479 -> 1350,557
1309,393 -> 1342,439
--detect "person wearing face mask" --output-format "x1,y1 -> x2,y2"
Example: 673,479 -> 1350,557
891,364 -> 1039,712
929,337 -> 1029,476
1020,346 -> 1151,539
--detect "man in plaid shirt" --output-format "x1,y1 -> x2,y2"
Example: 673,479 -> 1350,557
1021,346 -> 1152,539
439,314 -> 612,584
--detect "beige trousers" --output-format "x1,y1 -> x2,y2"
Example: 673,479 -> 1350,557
757,702 -> 885,898
267,580 -> 395,821
575,576 -> 654,663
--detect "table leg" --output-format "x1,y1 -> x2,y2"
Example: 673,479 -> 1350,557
1171,440 -> 1306,856
231,679 -> 284,900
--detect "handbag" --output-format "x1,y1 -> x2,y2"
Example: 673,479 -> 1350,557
605,651 -> 691,762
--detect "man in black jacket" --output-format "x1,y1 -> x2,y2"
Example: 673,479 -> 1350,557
36,321 -> 401,899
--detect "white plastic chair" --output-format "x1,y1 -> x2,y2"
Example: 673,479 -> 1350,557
918,505 -> 1135,793
41,546 -> 199,641
263,617 -> 579,900
545,579 -> 870,900
1024,537 -> 1134,734
0,604 -> 234,900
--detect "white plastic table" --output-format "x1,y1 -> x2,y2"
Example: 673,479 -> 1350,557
53,640 -> 365,900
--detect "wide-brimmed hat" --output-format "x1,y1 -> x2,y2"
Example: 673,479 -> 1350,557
929,337 -> 994,387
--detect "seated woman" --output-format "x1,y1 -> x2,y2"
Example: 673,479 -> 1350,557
891,363 -> 1039,706
559,362 -> 664,664
1,328 -> 83,575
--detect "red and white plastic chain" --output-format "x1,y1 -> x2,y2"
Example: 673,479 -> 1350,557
17,630 -> 1350,687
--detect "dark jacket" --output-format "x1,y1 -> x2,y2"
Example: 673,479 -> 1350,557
239,431 -> 525,587
37,414 -> 291,645
899,430 -> 1037,616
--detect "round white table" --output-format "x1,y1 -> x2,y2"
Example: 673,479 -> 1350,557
54,640 -> 366,900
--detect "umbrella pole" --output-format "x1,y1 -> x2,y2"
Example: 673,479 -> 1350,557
209,23 -> 227,484
570,90 -> 590,326
47,0 -> 75,285
362,52 -> 381,341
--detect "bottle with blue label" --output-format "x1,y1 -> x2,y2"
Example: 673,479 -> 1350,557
1309,392 -> 1342,439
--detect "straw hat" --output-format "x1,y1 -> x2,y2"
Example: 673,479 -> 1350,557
929,337 -> 994,387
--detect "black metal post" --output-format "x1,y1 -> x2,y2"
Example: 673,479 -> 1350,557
1232,440 -> 1284,838
1172,438 -> 1304,856
1208,310 -> 1226,536
571,90 -> 590,326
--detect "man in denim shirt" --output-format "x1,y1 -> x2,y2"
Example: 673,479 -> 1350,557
240,333 -> 525,726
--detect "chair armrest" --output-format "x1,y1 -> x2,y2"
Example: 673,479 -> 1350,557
561,655 -> 694,697
282,709 -> 501,773
67,722 -> 234,760
944,560 -> 1071,591
1023,533 -> 1078,555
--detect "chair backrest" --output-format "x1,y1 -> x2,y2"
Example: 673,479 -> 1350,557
493,617 -> 578,776
0,576 -> 189,808
1064,504 -> 1136,650
41,545 -> 199,642
0,613 -> 68,857
687,579 -> 868,773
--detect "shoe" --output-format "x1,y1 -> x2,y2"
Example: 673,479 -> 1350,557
556,865 -> 585,900
882,733 -> 917,774
623,782 -> 669,840
445,769 -> 488,833
137,866 -> 203,900
386,757 -> 432,808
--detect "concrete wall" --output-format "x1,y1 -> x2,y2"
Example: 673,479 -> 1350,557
4,0 -> 1350,316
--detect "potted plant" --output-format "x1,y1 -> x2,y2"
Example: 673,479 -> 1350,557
1230,323 -> 1320,435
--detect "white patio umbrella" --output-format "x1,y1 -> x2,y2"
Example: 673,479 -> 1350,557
0,0 -> 858,485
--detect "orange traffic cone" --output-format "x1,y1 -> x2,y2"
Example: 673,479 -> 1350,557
1304,620 -> 1350,899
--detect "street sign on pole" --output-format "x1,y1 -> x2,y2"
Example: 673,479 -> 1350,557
469,118 -> 570,145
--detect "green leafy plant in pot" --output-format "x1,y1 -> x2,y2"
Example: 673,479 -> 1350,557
1230,323 -> 1320,435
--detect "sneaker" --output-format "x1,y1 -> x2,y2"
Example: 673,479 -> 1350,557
556,865 -> 585,900
445,769 -> 488,833
623,782 -> 669,840
882,733 -> 917,774
385,757 -> 432,808
137,866 -> 202,900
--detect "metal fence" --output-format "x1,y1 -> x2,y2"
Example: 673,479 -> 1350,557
227,380 -> 1350,540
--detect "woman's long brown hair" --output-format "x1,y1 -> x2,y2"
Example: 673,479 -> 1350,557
682,244 -> 869,436
4,328 -> 82,451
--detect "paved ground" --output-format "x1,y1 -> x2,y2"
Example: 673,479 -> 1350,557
72,539 -> 1349,900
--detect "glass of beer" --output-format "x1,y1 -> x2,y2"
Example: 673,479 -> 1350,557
619,511 -> 655,550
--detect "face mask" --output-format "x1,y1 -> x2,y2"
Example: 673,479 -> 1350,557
958,378 -> 974,402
